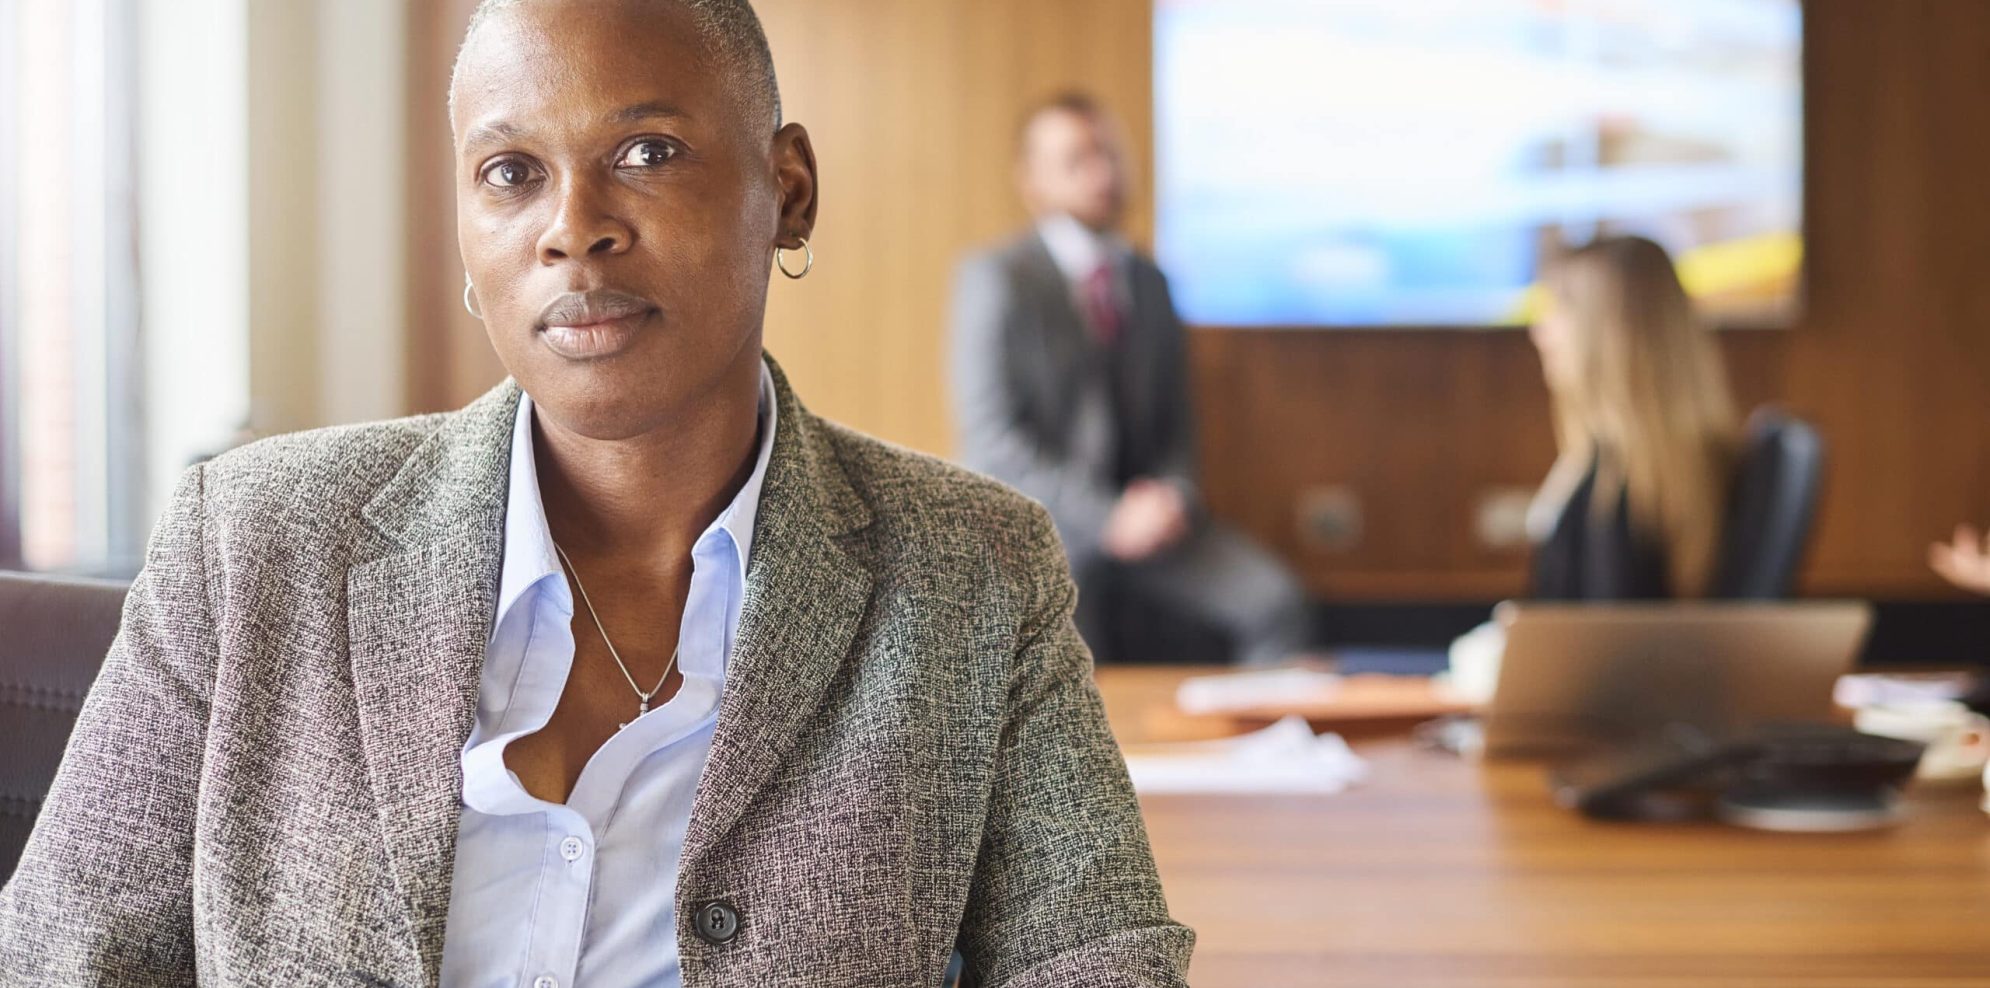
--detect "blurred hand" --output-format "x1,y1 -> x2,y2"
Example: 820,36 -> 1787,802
1930,523 -> 1990,596
1103,478 -> 1191,562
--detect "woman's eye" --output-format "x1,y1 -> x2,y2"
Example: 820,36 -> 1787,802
483,160 -> 535,188
619,141 -> 676,169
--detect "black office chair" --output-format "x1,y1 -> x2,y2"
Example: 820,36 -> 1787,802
1710,409 -> 1825,600
0,570 -> 128,883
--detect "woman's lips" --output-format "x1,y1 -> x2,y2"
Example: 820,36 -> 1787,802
536,289 -> 657,360
540,311 -> 652,360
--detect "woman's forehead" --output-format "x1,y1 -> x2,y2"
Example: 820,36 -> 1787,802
451,0 -> 721,135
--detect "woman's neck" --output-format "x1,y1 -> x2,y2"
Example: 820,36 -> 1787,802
531,361 -> 764,567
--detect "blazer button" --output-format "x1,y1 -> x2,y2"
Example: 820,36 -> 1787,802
692,899 -> 741,945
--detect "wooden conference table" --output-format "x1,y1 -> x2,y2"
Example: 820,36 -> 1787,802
1095,666 -> 1990,988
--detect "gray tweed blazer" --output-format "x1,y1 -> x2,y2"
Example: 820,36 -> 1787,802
0,358 -> 1193,987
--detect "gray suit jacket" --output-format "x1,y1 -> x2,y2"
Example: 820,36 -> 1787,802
0,359 -> 1192,987
949,232 -> 1200,562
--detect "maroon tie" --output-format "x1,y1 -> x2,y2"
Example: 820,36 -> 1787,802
1081,263 -> 1123,346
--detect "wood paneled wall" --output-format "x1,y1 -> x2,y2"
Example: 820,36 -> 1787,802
404,0 -> 493,413
1784,0 -> 1990,597
402,0 -> 1990,601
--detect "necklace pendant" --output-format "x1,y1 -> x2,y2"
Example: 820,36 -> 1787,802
639,699 -> 650,716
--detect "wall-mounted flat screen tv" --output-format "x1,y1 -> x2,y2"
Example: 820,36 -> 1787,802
1155,0 -> 1804,328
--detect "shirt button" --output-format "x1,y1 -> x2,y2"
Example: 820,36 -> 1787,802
692,899 -> 741,944
559,836 -> 585,862
532,977 -> 558,988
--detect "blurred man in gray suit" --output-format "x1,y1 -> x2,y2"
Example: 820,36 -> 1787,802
949,92 -> 1311,666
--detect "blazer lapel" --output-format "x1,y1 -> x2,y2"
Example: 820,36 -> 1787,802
1119,258 -> 1166,439
682,359 -> 876,867
347,380 -> 520,988
1019,231 -> 1093,361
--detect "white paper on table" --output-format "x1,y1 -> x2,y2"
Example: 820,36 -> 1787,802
1174,667 -> 1341,716
1439,619 -> 1505,705
1124,716 -> 1369,795
1834,673 -> 1971,710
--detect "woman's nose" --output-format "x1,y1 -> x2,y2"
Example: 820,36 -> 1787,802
537,178 -> 634,263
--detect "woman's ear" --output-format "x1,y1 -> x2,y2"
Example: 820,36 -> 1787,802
772,122 -> 819,247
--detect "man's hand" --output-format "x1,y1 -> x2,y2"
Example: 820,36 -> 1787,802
1103,479 -> 1191,562
1930,523 -> 1990,596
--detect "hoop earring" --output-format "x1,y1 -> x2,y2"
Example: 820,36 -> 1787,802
775,238 -> 813,280
463,274 -> 483,320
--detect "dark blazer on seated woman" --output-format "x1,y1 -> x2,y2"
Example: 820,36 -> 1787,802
0,361 -> 1193,987
1530,458 -> 1674,601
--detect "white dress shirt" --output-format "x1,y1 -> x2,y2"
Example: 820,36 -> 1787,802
1036,211 -> 1133,313
438,361 -> 778,988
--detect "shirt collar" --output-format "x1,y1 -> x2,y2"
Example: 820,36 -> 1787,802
1036,212 -> 1125,284
713,359 -> 779,567
494,359 -> 780,632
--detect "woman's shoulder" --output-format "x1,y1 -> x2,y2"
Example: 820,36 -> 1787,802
192,410 -> 461,534
815,419 -> 1062,568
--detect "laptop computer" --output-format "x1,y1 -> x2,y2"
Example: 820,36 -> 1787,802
1482,601 -> 1874,758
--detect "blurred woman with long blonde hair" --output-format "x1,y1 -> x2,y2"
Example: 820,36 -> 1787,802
1527,236 -> 1743,599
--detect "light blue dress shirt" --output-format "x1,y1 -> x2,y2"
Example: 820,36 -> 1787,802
438,361 -> 778,988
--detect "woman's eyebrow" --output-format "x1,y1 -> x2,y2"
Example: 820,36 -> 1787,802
613,100 -> 689,124
458,102 -> 687,155
461,119 -> 524,153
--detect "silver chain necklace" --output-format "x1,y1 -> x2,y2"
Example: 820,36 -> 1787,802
553,541 -> 679,730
